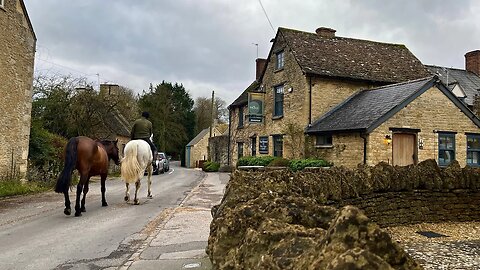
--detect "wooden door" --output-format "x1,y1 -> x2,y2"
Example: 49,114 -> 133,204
392,133 -> 416,166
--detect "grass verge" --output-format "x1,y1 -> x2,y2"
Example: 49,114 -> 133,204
0,181 -> 51,198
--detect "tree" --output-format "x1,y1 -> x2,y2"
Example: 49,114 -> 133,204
138,81 -> 195,161
193,96 -> 228,134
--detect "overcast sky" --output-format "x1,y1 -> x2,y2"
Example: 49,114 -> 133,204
24,0 -> 480,104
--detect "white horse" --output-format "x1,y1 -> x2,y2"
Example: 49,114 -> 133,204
121,140 -> 153,205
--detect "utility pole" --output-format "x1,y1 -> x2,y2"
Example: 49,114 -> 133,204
209,90 -> 215,138
208,90 -> 215,161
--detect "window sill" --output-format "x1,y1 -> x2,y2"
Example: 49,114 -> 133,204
237,125 -> 244,129
0,5 -> 5,12
315,145 -> 333,149
272,115 -> 283,120
274,68 -> 284,73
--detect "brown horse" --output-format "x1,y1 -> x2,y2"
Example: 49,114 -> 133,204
55,136 -> 120,217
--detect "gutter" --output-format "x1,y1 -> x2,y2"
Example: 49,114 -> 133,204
360,133 -> 368,165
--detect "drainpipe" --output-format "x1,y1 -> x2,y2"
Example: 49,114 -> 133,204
308,76 -> 312,125
227,109 -> 232,166
360,133 -> 367,165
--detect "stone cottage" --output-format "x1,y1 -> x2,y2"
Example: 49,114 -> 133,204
228,26 -> 431,167
0,0 -> 36,179
185,126 -> 223,168
305,76 -> 480,167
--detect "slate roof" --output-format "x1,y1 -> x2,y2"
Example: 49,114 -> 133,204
306,76 -> 480,134
186,128 -> 210,146
278,27 -> 430,83
229,81 -> 259,108
426,65 -> 480,106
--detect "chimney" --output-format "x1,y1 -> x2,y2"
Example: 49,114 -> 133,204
315,27 -> 336,38
465,50 -> 480,76
256,58 -> 267,81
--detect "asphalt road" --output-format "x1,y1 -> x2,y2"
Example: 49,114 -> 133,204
0,161 -> 205,270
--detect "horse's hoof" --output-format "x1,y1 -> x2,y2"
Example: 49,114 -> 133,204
102,202 -> 108,207
81,207 -> 86,212
74,212 -> 82,217
134,200 -> 139,205
147,194 -> 153,199
64,208 -> 71,216
124,196 -> 129,202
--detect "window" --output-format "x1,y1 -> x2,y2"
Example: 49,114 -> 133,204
273,135 -> 283,157
237,142 -> 244,159
467,134 -> 480,166
273,85 -> 284,117
316,134 -> 333,146
251,137 -> 257,156
259,136 -> 269,154
0,0 -> 4,9
275,50 -> 284,70
438,133 -> 455,166
238,107 -> 244,128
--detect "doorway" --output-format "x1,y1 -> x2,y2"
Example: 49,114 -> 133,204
392,133 -> 417,166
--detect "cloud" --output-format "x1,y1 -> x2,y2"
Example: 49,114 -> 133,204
25,0 -> 480,104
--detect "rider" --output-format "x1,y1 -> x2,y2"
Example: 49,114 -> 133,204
131,111 -> 157,170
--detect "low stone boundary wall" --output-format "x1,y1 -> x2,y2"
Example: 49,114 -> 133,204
207,159 -> 480,269
334,190 -> 480,227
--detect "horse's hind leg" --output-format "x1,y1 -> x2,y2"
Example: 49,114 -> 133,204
124,183 -> 130,202
80,178 -> 90,212
63,191 -> 71,215
100,174 -> 108,206
147,172 -> 152,198
75,182 -> 84,217
134,180 -> 140,205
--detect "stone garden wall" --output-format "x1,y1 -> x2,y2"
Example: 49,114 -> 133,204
207,159 -> 480,269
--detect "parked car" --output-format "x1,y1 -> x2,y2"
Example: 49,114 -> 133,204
158,152 -> 169,172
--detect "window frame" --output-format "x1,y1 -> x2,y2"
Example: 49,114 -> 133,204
466,134 -> 480,167
238,106 -> 244,128
0,0 -> 4,10
275,50 -> 284,70
315,134 -> 333,147
438,132 -> 455,167
273,84 -> 284,117
251,137 -> 257,156
272,135 -> 283,157
237,142 -> 244,159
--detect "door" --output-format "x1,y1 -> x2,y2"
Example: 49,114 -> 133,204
392,133 -> 416,166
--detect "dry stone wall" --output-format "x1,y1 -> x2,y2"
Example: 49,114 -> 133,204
208,159 -> 480,269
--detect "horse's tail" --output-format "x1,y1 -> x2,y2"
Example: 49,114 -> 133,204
55,137 -> 78,193
121,142 -> 143,184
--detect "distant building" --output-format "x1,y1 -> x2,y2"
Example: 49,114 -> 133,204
185,126 -> 223,168
0,0 -> 36,179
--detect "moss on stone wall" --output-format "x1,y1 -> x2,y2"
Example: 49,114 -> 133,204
208,159 -> 480,269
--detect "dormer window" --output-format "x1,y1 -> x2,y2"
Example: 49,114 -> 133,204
275,50 -> 284,70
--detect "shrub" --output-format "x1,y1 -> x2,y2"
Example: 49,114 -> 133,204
268,157 -> 290,167
237,156 -> 275,167
203,161 -> 220,172
289,158 -> 332,172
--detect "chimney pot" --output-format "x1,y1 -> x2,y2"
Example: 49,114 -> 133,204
316,27 -> 336,38
465,50 -> 480,76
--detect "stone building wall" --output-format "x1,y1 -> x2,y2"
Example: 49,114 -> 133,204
311,86 -> 480,168
0,0 -> 36,179
229,34 -> 378,165
209,135 -> 228,165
